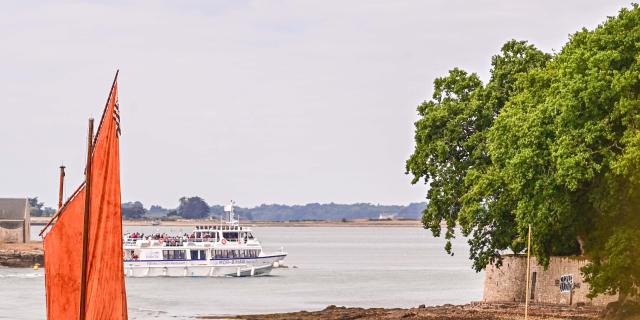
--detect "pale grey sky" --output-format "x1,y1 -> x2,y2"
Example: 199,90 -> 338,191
0,1 -> 632,208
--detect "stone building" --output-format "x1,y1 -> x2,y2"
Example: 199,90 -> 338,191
0,198 -> 30,243
483,255 -> 617,306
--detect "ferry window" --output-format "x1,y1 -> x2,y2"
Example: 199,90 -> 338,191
222,232 -> 238,241
163,250 -> 185,260
190,250 -> 206,260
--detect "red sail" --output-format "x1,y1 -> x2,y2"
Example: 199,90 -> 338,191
44,76 -> 128,319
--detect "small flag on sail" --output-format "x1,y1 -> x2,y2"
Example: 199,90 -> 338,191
42,71 -> 128,320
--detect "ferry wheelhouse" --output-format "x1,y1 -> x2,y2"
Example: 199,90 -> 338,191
123,204 -> 287,277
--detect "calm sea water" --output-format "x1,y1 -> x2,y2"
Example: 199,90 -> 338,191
0,226 -> 484,320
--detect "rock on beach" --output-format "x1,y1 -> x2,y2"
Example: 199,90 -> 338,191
0,242 -> 44,268
198,302 -> 605,320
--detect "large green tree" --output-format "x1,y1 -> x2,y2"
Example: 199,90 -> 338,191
408,5 -> 640,299
407,40 -> 551,270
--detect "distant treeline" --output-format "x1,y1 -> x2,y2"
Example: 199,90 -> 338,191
29,195 -> 426,221
28,197 -> 56,217
125,197 -> 427,221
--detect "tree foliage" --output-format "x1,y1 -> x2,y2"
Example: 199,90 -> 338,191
407,40 -> 551,269
177,196 -> 210,219
28,197 -> 56,217
28,197 -> 45,217
121,201 -> 147,219
407,5 -> 640,298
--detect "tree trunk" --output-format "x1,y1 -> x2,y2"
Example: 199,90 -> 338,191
576,235 -> 585,256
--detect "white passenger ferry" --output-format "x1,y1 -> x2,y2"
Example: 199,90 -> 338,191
123,203 -> 287,277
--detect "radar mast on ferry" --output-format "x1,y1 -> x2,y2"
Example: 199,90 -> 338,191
224,200 -> 238,226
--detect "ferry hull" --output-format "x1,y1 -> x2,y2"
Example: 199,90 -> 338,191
124,254 -> 286,277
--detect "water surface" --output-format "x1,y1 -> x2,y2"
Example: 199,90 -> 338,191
0,226 -> 483,319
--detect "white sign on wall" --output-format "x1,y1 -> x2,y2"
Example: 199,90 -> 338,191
560,274 -> 573,293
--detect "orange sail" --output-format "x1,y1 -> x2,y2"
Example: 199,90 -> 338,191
43,72 -> 128,320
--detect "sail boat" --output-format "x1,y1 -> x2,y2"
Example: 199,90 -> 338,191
40,71 -> 128,320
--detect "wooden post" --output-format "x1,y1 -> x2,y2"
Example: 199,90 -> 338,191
569,283 -> 573,306
79,118 -> 94,320
525,224 -> 532,320
58,165 -> 66,210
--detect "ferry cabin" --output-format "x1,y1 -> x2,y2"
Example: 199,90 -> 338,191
123,225 -> 287,277
124,225 -> 262,261
129,248 -> 263,261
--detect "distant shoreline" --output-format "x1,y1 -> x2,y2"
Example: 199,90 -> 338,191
31,217 -> 423,228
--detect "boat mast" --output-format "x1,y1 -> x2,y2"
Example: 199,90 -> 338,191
58,165 -> 65,210
79,118 -> 94,320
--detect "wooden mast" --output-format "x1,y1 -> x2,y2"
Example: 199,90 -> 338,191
79,118 -> 94,320
58,165 -> 66,210
525,224 -> 532,320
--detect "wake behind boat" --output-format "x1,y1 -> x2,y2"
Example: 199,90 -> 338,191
123,202 -> 287,277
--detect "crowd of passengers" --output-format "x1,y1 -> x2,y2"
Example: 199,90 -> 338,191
126,232 -> 240,246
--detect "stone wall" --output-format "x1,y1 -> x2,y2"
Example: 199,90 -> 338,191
483,255 -> 617,306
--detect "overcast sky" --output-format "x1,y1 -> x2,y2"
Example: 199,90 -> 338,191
0,1 -> 632,208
